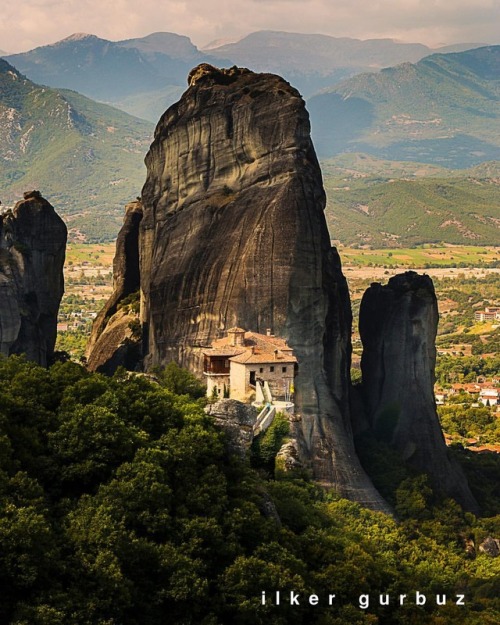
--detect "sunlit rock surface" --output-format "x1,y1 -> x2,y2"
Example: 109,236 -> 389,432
86,199 -> 142,373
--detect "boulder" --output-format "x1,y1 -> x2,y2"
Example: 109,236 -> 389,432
479,537 -> 500,557
205,398 -> 257,458
276,440 -> 303,473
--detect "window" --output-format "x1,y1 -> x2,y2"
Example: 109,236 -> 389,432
224,359 -> 229,368
282,366 -> 287,373
249,371 -> 256,386
270,366 -> 274,372
259,367 -> 263,373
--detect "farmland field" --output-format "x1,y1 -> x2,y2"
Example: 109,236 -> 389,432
338,245 -> 500,268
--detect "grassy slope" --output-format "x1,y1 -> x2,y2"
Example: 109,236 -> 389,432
322,155 -> 500,247
0,60 -> 153,242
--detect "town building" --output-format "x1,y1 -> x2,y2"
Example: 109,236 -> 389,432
474,307 -> 500,322
435,392 -> 448,405
202,327 -> 297,404
479,388 -> 499,407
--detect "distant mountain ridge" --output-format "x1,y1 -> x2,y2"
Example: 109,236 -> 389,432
205,31 -> 488,95
2,38 -> 499,246
309,46 -> 500,168
4,32 -> 230,121
0,59 -> 153,241
4,31 -> 487,122
209,31 -> 430,71
6,33 -> 200,101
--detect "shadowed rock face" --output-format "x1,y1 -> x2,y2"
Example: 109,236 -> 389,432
86,200 -> 143,373
0,191 -> 66,366
359,271 -> 479,512
138,65 -> 390,511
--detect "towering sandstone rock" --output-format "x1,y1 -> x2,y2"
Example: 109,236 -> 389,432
90,65 -> 478,513
89,64 -> 390,511
0,191 -> 66,366
359,272 -> 478,512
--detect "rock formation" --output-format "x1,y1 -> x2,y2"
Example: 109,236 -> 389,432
0,191 -> 66,366
204,398 -> 257,459
88,64 -> 390,511
139,64 -> 391,511
86,200 -> 142,373
90,65 -> 479,515
359,271 -> 479,512
479,537 -> 500,557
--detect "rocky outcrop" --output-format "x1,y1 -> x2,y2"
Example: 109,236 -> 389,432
0,191 -> 66,366
137,64 -> 390,512
479,537 -> 500,557
276,440 -> 303,474
359,271 -> 479,512
86,200 -> 142,373
205,399 -> 257,458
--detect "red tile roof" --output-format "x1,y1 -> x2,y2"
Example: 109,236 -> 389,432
207,330 -> 297,365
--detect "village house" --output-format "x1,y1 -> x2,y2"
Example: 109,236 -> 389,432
450,382 -> 483,395
437,344 -> 472,357
479,388 -> 499,407
202,327 -> 297,403
449,381 -> 499,396
474,306 -> 500,322
435,391 -> 448,405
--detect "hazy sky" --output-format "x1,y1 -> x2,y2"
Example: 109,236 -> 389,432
1,0 -> 499,53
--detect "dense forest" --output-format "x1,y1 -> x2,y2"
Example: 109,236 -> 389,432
0,356 -> 499,624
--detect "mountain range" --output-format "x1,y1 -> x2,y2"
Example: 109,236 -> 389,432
4,31 -> 487,122
0,58 -> 153,241
309,46 -> 500,168
1,34 -> 499,246
4,32 -> 228,122
205,31 -> 486,95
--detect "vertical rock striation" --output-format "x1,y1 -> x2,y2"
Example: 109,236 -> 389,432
137,64 -> 390,511
86,200 -> 143,373
0,191 -> 66,366
359,271 -> 479,512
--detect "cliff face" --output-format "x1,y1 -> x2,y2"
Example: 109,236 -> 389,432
140,65 -> 326,366
0,191 -> 66,366
91,65 -> 478,514
86,200 -> 142,373
137,64 -> 389,511
359,271 -> 478,512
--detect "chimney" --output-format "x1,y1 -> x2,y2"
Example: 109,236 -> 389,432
266,328 -> 272,336
228,327 -> 245,346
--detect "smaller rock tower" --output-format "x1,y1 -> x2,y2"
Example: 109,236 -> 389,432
359,271 -> 479,512
0,191 -> 67,366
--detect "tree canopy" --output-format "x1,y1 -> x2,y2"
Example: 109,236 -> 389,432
0,355 -> 498,624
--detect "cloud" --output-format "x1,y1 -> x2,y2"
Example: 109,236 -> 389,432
1,0 -> 499,54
